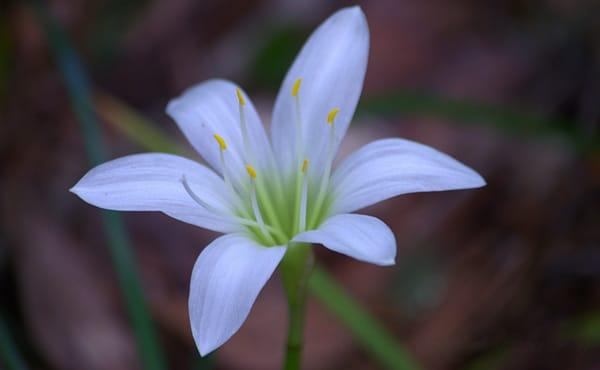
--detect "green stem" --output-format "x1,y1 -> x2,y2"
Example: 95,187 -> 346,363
284,300 -> 304,370
280,243 -> 314,370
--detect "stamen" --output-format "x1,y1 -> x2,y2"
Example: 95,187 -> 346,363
298,159 -> 309,232
291,78 -> 302,97
322,108 -> 338,180
236,88 -> 252,162
307,108 -> 339,229
323,108 -> 338,178
301,159 -> 309,174
181,175 -> 286,241
327,107 -> 340,125
213,133 -> 234,192
292,77 -> 303,164
290,80 -> 305,235
246,166 -> 276,245
245,164 -> 257,179
249,183 -> 263,227
235,87 -> 246,106
213,133 -> 227,150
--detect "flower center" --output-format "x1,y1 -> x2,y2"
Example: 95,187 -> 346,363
183,80 -> 339,246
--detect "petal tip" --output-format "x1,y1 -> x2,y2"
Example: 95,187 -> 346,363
191,321 -> 226,357
165,99 -> 180,119
69,181 -> 84,196
197,342 -> 216,357
478,172 -> 487,185
452,161 -> 487,190
341,5 -> 365,16
382,258 -> 396,266
337,5 -> 368,26
471,171 -> 487,188
459,162 -> 486,189
374,250 -> 396,266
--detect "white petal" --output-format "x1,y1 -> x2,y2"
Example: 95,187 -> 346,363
293,214 -> 395,266
71,153 -> 240,233
189,234 -> 286,355
271,6 -> 369,177
331,138 -> 486,214
166,79 -> 275,186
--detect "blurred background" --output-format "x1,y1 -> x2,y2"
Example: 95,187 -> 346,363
1,0 -> 599,369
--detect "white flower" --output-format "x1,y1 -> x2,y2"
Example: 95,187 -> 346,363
71,6 -> 485,356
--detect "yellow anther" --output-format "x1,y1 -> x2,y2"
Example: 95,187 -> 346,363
245,164 -> 257,179
327,107 -> 340,125
236,88 -> 246,106
213,134 -> 227,151
291,78 -> 302,97
301,159 -> 309,173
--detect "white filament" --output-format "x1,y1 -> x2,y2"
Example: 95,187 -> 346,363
298,170 -> 308,232
294,94 -> 304,166
250,180 -> 276,244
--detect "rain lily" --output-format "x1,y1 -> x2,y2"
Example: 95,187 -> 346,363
71,6 -> 484,356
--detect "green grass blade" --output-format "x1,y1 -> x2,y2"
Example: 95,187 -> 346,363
0,314 -> 28,370
95,92 -> 188,155
29,3 -> 167,370
308,267 -> 421,370
564,311 -> 600,347
95,92 -> 188,157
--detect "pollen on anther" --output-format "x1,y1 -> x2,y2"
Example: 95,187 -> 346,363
291,78 -> 302,97
245,164 -> 257,179
236,88 -> 246,106
327,108 -> 340,124
213,134 -> 227,151
301,159 -> 309,173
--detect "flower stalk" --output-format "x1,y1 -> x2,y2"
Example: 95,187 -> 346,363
280,243 -> 314,370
